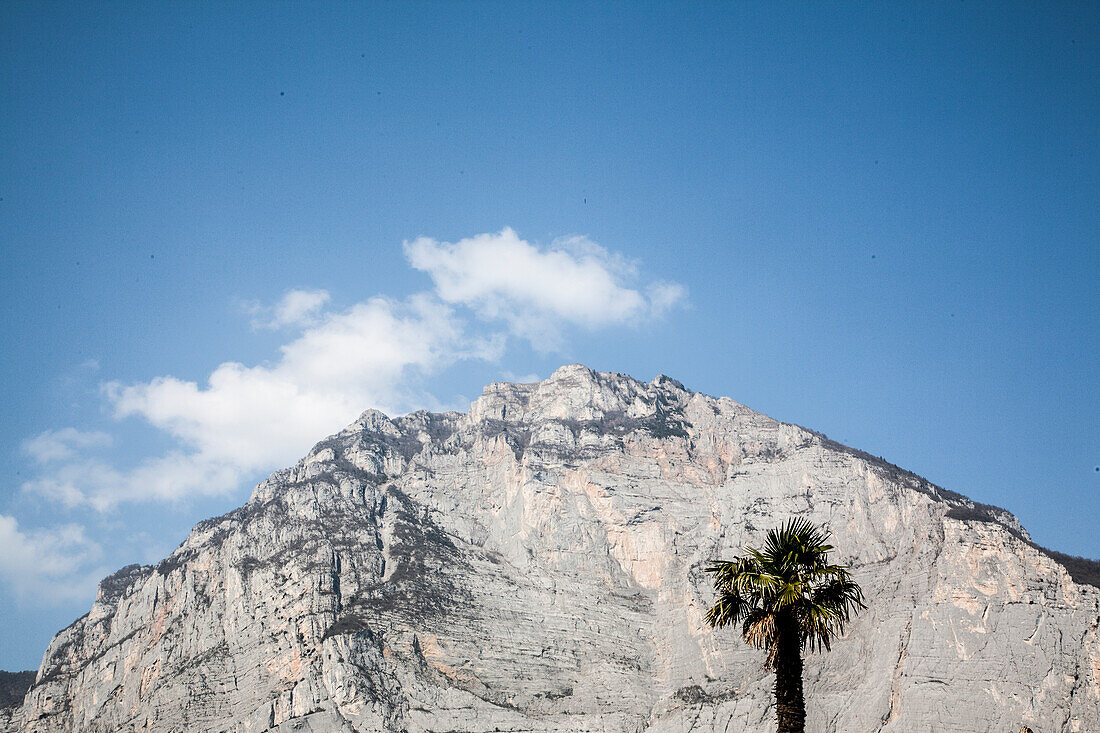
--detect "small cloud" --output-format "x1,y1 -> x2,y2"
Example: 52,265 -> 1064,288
22,428 -> 112,464
247,288 -> 331,330
405,228 -> 685,350
647,281 -> 688,316
0,515 -> 106,605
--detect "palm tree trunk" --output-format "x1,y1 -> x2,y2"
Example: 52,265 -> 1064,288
773,615 -> 806,733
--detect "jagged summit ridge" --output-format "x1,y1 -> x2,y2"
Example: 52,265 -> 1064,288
7,366 -> 1099,732
470,364 -> 692,422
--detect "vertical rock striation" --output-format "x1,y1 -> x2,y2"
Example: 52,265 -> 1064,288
8,365 -> 1099,731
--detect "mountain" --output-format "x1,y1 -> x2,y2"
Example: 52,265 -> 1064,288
5,365 -> 1098,732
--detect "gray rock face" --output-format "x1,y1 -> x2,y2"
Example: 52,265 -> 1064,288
8,365 -> 1099,732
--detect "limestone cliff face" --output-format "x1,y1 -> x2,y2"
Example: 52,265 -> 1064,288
8,365 -> 1099,732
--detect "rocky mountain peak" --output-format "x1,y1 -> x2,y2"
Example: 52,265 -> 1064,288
469,363 -> 698,427
6,366 -> 1098,733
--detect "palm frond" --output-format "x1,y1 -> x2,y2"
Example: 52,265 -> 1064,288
704,517 -> 865,661
810,575 -> 865,619
704,589 -> 749,628
741,609 -> 778,651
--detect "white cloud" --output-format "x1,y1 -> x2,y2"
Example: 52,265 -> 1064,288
24,293 -> 501,509
22,454 -> 245,511
110,294 -> 495,466
647,281 -> 688,316
248,288 -> 331,330
23,428 -> 112,463
405,228 -> 684,349
0,515 -> 107,604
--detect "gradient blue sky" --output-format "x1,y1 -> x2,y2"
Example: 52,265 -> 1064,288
1,2 -> 1097,670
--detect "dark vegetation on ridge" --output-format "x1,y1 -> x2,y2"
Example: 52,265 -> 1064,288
812,431 -> 1100,589
0,671 -> 35,709
1026,548 -> 1100,589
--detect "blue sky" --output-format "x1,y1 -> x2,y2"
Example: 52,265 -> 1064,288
1,2 -> 1096,670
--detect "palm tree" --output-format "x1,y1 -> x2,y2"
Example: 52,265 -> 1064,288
704,517 -> 865,733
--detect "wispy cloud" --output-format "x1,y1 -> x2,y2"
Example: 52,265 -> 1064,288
0,514 -> 107,604
647,281 -> 688,316
405,228 -> 685,350
22,453 -> 246,510
23,428 -> 112,464
246,288 -> 332,330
